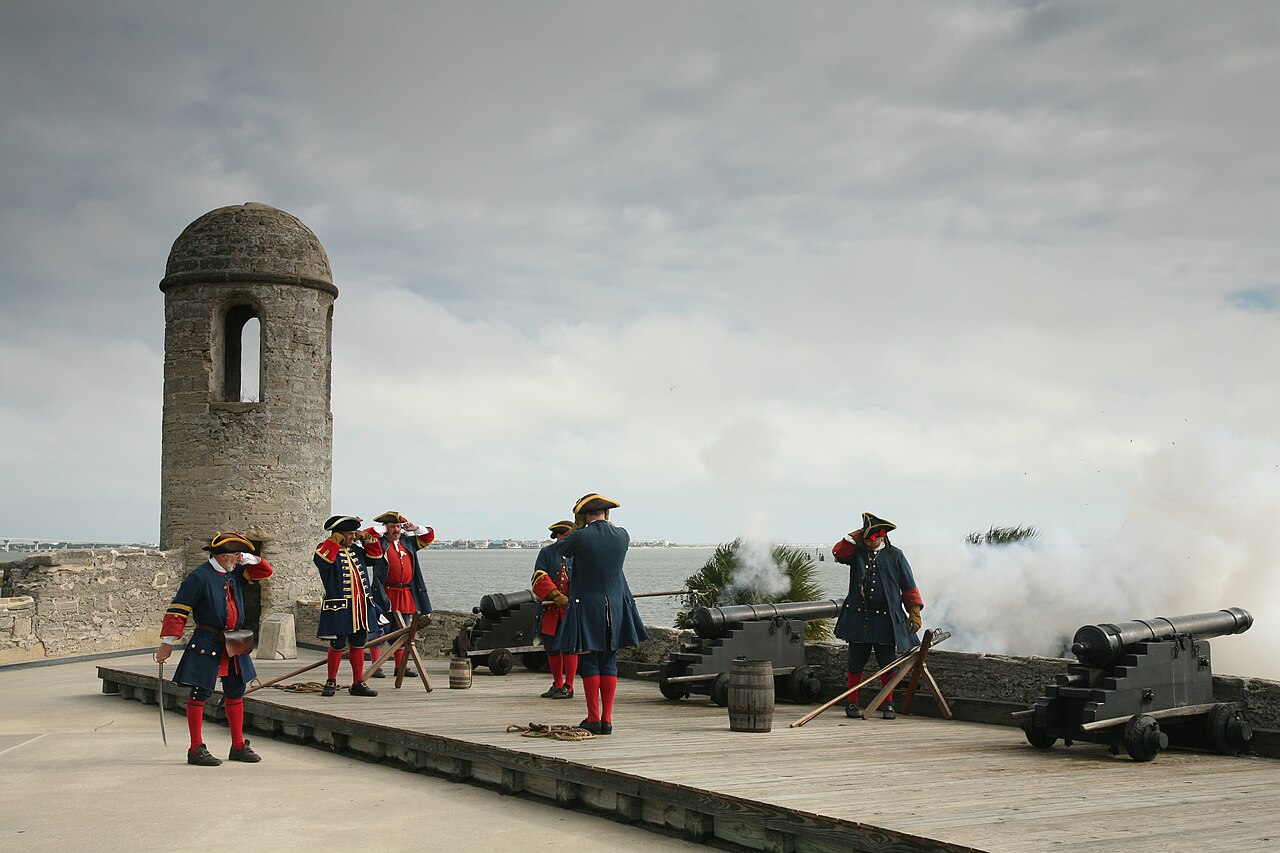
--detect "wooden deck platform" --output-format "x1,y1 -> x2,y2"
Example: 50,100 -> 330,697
99,654 -> 1280,853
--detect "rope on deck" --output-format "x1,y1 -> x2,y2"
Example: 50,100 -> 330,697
507,722 -> 596,741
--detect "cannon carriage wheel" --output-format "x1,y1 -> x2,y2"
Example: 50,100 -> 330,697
486,647 -> 514,676
1123,714 -> 1169,762
520,651 -> 547,672
1205,703 -> 1252,755
710,672 -> 731,707
785,665 -> 822,704
1022,721 -> 1057,750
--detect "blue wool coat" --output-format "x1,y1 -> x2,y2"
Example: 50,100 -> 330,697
376,533 -> 433,615
169,560 -> 261,690
547,520 -> 648,654
315,543 -> 390,640
833,543 -> 921,653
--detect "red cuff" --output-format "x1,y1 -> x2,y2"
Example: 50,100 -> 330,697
244,558 -> 273,582
161,614 -> 188,638
832,536 -> 857,561
315,539 -> 339,563
362,533 -> 385,559
417,527 -> 435,547
532,572 -> 558,599
901,587 -> 924,608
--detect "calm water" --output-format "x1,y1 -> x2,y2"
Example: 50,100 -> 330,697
418,545 -> 851,628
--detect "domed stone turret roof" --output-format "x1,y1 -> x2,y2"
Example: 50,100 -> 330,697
160,202 -> 335,294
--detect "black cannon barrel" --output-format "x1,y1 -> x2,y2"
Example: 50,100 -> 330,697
1070,608 -> 1253,667
478,589 -> 537,621
692,598 -> 844,639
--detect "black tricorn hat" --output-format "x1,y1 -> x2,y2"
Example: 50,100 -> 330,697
548,519 -> 575,536
202,531 -> 254,554
860,512 -> 896,538
373,511 -> 408,525
324,515 -> 362,533
573,493 -> 620,515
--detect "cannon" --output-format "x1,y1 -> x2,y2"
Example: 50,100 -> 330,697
451,589 -> 546,675
1019,608 -> 1254,761
650,598 -> 843,706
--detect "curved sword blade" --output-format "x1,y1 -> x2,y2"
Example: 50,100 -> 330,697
157,660 -> 167,746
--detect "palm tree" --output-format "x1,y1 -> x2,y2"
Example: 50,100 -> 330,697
964,525 -> 1039,546
675,538 -> 832,640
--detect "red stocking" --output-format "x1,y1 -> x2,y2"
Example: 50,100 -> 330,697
224,697 -> 245,749
348,647 -> 366,683
393,647 -> 406,672
326,649 -> 343,680
547,653 -> 564,688
186,699 -> 205,749
561,653 -> 578,691
847,671 -> 863,704
599,675 -> 617,722
581,674 -> 601,722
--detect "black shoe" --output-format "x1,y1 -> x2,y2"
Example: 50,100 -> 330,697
187,744 -> 222,766
881,703 -> 896,720
550,686 -> 574,700
845,702 -> 861,718
577,719 -> 603,735
599,721 -> 613,735
403,667 -> 417,678
540,685 -> 559,698
320,679 -> 338,697
228,739 -> 262,763
371,668 -> 386,678
349,681 -> 378,697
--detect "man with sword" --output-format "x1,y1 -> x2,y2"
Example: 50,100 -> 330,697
155,531 -> 274,766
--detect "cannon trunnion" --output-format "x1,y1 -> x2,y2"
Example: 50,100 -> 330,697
452,589 -> 546,675
1021,608 -> 1254,761
656,599 -> 842,706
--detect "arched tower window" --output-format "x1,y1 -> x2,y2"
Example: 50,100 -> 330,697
222,304 -> 262,402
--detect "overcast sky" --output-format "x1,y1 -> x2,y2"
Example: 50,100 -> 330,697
2,2 -> 1278,669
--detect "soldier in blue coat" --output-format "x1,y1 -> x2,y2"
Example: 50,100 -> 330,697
549,493 -> 648,735
832,512 -> 924,720
156,531 -> 273,766
314,515 -> 389,698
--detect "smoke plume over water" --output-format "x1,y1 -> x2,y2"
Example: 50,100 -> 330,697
923,431 -> 1280,679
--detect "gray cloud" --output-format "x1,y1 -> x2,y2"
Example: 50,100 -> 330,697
1,2 -> 1277,573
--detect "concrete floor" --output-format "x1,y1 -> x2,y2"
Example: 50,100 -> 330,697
0,654 -> 701,852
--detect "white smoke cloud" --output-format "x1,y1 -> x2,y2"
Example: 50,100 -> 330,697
924,429 -> 1280,678
726,537 -> 790,598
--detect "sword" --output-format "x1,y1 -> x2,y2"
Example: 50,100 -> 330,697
156,658 -> 167,746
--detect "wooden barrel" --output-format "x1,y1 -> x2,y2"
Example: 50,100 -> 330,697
727,659 -> 774,733
448,656 -> 472,689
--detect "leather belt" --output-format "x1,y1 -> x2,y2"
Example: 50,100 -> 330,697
386,583 -> 411,589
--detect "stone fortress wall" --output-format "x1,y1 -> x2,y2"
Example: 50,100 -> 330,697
5,555 -> 1278,735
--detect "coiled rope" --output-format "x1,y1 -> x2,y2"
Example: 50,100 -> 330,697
507,722 -> 596,741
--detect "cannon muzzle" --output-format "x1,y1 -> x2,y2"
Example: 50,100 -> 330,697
692,598 -> 844,639
1070,607 -> 1253,668
478,589 -> 537,621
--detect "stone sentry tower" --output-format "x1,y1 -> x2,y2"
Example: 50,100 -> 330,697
159,203 -> 335,621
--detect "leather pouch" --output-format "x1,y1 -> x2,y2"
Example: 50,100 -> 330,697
222,629 -> 255,656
